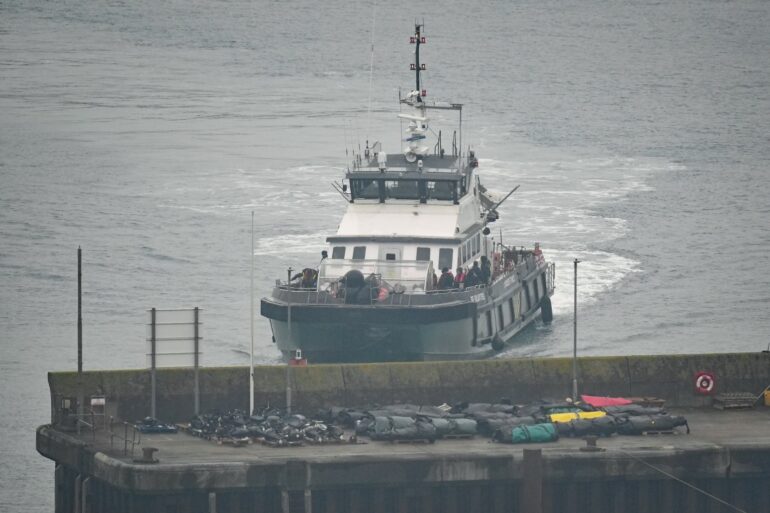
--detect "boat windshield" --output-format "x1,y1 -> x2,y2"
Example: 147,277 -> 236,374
349,178 -> 460,202
318,259 -> 435,293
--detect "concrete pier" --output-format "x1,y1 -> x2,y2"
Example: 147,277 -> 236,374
37,352 -> 770,513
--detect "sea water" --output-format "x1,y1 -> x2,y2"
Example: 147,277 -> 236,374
2,0 -> 769,510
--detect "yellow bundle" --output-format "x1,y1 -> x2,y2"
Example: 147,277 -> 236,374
548,411 -> 607,423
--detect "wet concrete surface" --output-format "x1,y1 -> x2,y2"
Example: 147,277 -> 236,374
72,408 -> 770,465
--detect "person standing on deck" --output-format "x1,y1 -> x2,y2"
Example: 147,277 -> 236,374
454,267 -> 466,289
437,267 -> 454,290
465,261 -> 481,287
480,256 -> 491,284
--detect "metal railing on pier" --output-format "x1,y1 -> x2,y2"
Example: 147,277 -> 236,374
108,417 -> 141,457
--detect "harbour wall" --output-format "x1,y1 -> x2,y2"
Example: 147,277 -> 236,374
48,352 -> 770,422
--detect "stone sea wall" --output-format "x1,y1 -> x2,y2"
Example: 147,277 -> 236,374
48,352 -> 770,423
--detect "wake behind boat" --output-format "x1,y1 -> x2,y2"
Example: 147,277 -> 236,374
260,24 -> 555,363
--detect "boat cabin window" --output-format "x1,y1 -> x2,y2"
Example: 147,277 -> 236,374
425,181 -> 456,202
385,253 -> 397,261
332,246 -> 346,259
438,248 -> 453,270
462,235 -> 481,264
352,246 -> 366,260
351,178 -> 461,203
351,179 -> 379,200
416,247 -> 431,261
384,180 -> 420,200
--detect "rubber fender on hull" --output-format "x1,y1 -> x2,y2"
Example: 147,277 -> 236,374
540,295 -> 553,324
492,334 -> 504,351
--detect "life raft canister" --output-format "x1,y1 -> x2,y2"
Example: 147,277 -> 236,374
694,371 -> 716,395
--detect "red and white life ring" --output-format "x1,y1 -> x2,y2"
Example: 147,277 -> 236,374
694,371 -> 716,395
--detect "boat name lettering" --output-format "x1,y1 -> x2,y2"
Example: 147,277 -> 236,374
470,293 -> 485,303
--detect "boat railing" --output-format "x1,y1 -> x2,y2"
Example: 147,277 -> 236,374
273,282 -> 488,307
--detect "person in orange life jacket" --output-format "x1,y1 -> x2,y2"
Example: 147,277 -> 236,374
437,267 -> 454,290
453,267 -> 466,288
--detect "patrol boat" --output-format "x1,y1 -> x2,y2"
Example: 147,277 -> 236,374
261,24 -> 555,362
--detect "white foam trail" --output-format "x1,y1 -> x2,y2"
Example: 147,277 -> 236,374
479,155 -> 677,309
254,233 -> 328,256
546,249 -> 642,316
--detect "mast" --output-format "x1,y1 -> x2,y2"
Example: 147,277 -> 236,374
414,23 -> 422,98
402,24 -> 429,163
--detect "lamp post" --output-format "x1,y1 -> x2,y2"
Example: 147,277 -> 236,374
77,247 -> 83,434
572,258 -> 580,402
249,212 -> 255,416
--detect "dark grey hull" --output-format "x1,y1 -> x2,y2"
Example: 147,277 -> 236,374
261,263 -> 555,363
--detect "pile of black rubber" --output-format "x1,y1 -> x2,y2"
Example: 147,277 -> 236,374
183,400 -> 689,446
321,400 -> 689,443
188,408 -> 345,445
447,400 -> 690,442
318,404 -> 478,442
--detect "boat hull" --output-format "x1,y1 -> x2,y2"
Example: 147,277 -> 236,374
269,316 -> 481,362
261,263 -> 555,363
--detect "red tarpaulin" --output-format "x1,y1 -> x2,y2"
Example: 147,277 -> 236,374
581,394 -> 633,407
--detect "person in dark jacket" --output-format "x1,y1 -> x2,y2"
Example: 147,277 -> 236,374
290,268 -> 317,288
465,261 -> 481,287
437,267 -> 454,290
480,255 -> 491,284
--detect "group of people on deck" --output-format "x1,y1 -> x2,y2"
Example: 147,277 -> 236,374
292,249 -> 499,293
436,255 -> 492,290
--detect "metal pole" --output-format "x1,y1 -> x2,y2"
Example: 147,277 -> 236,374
77,247 -> 83,435
286,265 -> 293,414
194,306 -> 200,415
250,212 -> 255,416
286,363 -> 292,416
286,298 -> 292,416
151,307 -> 156,419
572,259 -> 580,402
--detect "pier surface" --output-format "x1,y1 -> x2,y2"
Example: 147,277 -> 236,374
38,408 -> 770,513
38,352 -> 770,512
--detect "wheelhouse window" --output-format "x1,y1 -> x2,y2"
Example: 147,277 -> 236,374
385,253 -> 397,261
416,247 -> 431,261
425,181 -> 456,201
384,180 -> 420,200
352,246 -> 366,260
331,246 -> 346,259
472,234 -> 480,255
351,179 -> 380,200
438,248 -> 453,270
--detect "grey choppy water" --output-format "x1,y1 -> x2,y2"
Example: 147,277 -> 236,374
2,0 -> 769,510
